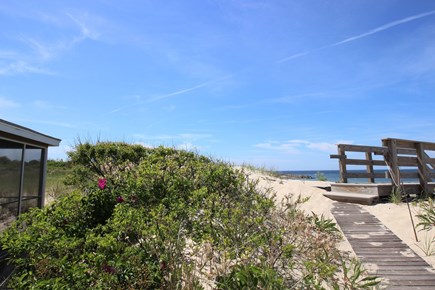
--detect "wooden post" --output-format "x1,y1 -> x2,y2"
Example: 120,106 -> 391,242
338,145 -> 348,183
365,151 -> 375,183
386,139 -> 400,189
416,142 -> 430,195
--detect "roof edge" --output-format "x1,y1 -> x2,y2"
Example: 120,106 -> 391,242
0,119 -> 61,146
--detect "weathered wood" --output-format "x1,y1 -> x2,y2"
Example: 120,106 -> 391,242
365,151 -> 375,183
397,148 -> 417,155
416,142 -> 432,194
397,156 -> 418,166
332,139 -> 435,193
383,138 -> 435,151
385,171 -> 420,179
330,154 -> 346,159
332,203 -> 435,289
338,146 -> 347,183
344,172 -> 386,179
343,158 -> 386,166
338,144 -> 388,154
385,138 -> 400,187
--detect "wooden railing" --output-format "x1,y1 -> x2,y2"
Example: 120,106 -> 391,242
330,144 -> 388,183
331,138 -> 435,195
382,138 -> 435,194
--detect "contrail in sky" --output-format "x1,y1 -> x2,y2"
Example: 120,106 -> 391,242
147,82 -> 210,102
109,74 -> 232,114
276,9 -> 435,64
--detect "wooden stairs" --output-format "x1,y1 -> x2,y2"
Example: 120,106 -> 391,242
323,183 -> 425,205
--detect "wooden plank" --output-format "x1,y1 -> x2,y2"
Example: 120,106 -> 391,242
385,138 -> 401,187
366,152 -> 375,183
385,171 -> 419,179
344,172 -> 386,179
338,144 -> 388,154
397,148 -> 417,155
343,159 -> 386,166
397,156 -> 418,166
332,203 -> 435,289
338,146 -> 347,183
330,154 -> 346,159
416,142 -> 432,193
383,138 -> 435,151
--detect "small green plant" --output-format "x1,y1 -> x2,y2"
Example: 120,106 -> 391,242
389,186 -> 404,204
417,199 -> 435,231
416,234 -> 435,256
333,258 -> 380,289
315,171 -> 328,181
310,212 -> 340,234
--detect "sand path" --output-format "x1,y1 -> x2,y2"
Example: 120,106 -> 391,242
247,170 -> 435,269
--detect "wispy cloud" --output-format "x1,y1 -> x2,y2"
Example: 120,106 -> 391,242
329,9 -> 435,48
33,100 -> 67,110
148,82 -> 210,102
14,118 -> 75,128
0,96 -> 20,108
109,74 -> 233,114
132,132 -> 213,152
1,11 -> 103,77
67,13 -> 101,42
0,61 -> 55,76
147,74 -> 232,103
254,141 -> 301,154
276,9 -> 435,64
267,92 -> 324,103
254,139 -> 352,154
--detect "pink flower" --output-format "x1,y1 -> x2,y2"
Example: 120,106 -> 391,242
116,196 -> 124,203
160,260 -> 167,271
102,264 -> 116,274
98,178 -> 107,189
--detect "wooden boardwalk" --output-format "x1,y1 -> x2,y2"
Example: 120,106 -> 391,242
332,203 -> 435,289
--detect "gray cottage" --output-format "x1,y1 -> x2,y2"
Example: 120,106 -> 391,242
0,119 -> 60,284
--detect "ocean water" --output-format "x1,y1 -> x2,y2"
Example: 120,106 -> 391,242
279,170 -> 420,184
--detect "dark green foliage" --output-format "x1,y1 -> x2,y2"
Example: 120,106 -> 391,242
216,264 -> 284,289
1,142 -> 378,289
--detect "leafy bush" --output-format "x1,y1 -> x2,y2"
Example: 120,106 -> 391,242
315,172 -> 328,181
1,142 -> 378,289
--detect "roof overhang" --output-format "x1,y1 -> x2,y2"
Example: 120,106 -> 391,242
0,119 -> 61,147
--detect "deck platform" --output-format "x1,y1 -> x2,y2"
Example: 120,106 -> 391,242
323,182 -> 432,205
332,203 -> 435,289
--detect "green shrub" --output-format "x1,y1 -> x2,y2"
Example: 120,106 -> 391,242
1,142 -> 378,289
315,171 -> 328,181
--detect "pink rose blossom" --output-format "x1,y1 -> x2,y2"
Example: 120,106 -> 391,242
98,178 -> 107,189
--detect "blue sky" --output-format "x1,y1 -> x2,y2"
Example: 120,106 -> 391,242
1,1 -> 435,170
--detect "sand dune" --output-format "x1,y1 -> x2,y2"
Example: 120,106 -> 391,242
247,170 -> 435,268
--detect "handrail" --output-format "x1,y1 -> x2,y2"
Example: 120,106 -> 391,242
331,138 -> 435,196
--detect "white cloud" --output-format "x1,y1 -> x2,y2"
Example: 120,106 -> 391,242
254,141 -> 301,154
33,100 -> 67,110
0,61 -> 55,76
67,12 -> 101,42
306,142 -> 336,152
0,96 -> 20,108
255,139 -> 348,154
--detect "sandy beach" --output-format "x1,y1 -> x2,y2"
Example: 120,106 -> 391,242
247,170 -> 435,268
